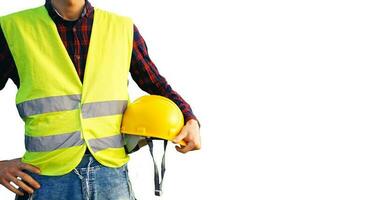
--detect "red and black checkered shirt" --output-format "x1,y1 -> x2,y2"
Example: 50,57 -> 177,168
0,0 -> 197,124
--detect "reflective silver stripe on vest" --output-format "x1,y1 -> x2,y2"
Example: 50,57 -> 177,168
16,94 -> 81,118
25,131 -> 84,152
81,100 -> 127,119
88,134 -> 124,152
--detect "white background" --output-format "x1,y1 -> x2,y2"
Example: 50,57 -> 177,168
0,0 -> 374,199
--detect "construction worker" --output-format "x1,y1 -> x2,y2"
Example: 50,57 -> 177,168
0,0 -> 201,199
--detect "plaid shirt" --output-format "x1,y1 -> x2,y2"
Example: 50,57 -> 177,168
0,0 -> 197,124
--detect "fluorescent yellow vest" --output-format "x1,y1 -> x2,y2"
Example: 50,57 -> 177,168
0,6 -> 133,175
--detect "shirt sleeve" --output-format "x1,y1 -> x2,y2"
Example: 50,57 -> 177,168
129,24 -> 199,126
0,26 -> 19,90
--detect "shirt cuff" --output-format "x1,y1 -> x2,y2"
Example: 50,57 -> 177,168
184,113 -> 201,128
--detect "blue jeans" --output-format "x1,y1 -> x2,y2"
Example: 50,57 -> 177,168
15,154 -> 136,200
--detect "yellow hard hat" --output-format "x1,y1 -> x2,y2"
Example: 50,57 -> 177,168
121,95 -> 186,146
121,95 -> 186,196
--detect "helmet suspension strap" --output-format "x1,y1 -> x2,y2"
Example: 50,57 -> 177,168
146,138 -> 168,196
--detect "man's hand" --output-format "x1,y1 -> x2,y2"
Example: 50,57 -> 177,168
0,158 -> 41,196
172,119 -> 201,153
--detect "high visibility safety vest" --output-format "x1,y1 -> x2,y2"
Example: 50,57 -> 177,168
0,6 -> 134,175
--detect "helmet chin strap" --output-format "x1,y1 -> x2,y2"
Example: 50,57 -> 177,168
146,138 -> 168,196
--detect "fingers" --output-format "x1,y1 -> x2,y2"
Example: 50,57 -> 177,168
172,126 -> 188,144
16,171 -> 40,190
1,179 -> 24,196
19,163 -> 40,174
175,141 -> 196,154
0,159 -> 41,196
7,175 -> 34,194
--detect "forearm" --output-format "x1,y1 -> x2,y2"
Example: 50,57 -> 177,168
129,24 -> 199,125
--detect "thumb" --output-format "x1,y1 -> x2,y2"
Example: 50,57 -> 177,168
173,126 -> 188,143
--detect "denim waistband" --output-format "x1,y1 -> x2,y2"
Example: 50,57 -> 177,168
75,153 -> 102,169
84,147 -> 91,154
